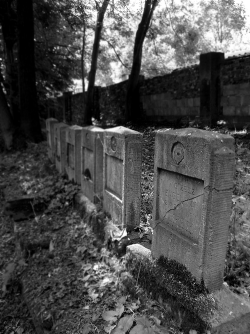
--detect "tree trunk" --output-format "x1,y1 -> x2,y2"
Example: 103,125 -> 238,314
0,0 -> 20,124
81,23 -> 86,100
17,0 -> 42,143
125,0 -> 158,122
0,81 -> 14,150
84,0 -> 110,125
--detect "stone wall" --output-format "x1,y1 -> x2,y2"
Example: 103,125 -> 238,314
220,55 -> 250,126
140,65 -> 200,118
50,52 -> 250,127
98,80 -> 128,122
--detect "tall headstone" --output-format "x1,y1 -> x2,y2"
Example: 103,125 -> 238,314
54,122 -> 68,173
200,52 -> 224,127
65,125 -> 82,184
103,126 -> 142,231
81,126 -> 104,203
46,118 -> 58,162
152,128 -> 235,292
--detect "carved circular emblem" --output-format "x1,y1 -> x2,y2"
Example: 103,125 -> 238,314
172,142 -> 185,165
111,136 -> 117,151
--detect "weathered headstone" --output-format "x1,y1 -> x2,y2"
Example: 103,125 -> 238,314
152,128 -> 235,292
81,126 -> 104,203
103,126 -> 142,231
46,118 -> 58,162
54,122 -> 68,174
65,125 -> 82,184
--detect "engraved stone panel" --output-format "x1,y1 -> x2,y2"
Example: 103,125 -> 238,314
157,170 -> 204,244
103,126 -> 142,230
67,143 -> 75,169
65,125 -> 82,183
125,142 -> 142,229
106,155 -> 123,199
81,126 -> 104,202
152,128 -> 235,292
83,148 -> 94,179
54,123 -> 68,173
46,118 -> 58,162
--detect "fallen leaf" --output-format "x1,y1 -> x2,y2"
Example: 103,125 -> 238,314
102,310 -> 118,323
117,296 -> 126,305
18,259 -> 27,266
136,317 -> 152,328
104,324 -> 116,333
111,316 -> 134,334
92,313 -> 99,322
82,274 -> 91,282
100,276 -> 113,287
49,240 -> 54,252
82,324 -> 91,334
150,316 -> 161,326
115,304 -> 124,317
127,302 -> 139,311
129,324 -> 145,334
76,246 -> 87,253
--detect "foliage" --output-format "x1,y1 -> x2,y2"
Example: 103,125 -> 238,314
199,0 -> 246,50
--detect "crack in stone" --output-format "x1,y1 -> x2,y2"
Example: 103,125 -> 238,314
153,185 -> 233,231
153,193 -> 204,230
204,185 -> 233,192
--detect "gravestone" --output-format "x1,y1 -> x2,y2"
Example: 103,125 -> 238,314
46,118 -> 58,162
54,122 -> 68,174
81,126 -> 104,203
65,125 -> 82,184
103,126 -> 142,231
152,128 -> 235,292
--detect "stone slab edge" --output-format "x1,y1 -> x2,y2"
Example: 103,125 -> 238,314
126,244 -> 250,334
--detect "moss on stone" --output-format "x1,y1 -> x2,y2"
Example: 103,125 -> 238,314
125,250 -> 217,333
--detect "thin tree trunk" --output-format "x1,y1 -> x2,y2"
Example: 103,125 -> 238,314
0,0 -> 20,124
0,81 -> 14,150
81,24 -> 86,97
17,0 -> 42,143
84,0 -> 110,125
81,23 -> 86,109
125,0 -> 158,122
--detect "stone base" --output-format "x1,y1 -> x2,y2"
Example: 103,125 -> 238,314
126,244 -> 250,334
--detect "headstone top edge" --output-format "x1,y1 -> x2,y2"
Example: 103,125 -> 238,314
68,125 -> 83,131
55,122 -> 68,127
82,126 -> 104,133
156,128 -> 234,141
104,126 -> 142,136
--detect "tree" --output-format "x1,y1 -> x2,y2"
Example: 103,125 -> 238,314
0,0 -> 19,123
0,72 -> 14,150
84,0 -> 110,125
200,0 -> 246,51
125,0 -> 159,122
17,0 -> 42,142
